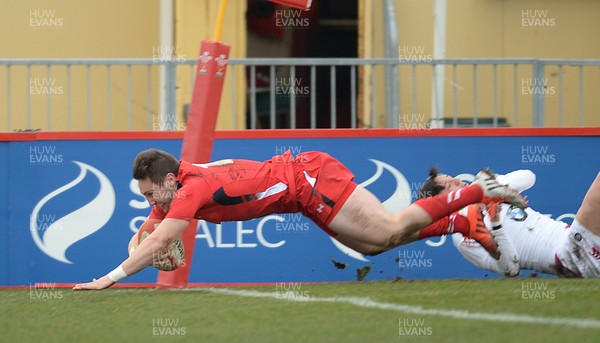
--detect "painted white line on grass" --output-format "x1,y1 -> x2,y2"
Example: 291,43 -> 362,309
190,288 -> 600,330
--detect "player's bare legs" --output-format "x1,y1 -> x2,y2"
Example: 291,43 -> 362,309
575,172 -> 600,236
329,186 -> 424,254
328,170 -> 528,256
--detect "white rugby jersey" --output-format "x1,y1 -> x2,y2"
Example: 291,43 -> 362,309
495,204 -> 569,274
454,170 -> 570,275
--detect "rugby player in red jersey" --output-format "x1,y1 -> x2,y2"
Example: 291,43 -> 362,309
74,149 -> 527,290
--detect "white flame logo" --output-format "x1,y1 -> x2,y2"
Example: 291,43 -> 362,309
30,161 -> 115,264
330,159 -> 411,262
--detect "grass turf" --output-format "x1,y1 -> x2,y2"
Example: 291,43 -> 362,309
1,279 -> 599,343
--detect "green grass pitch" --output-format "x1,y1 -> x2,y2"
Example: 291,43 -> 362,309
1,279 -> 599,343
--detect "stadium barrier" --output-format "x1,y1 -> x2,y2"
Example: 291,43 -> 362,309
2,58 -> 600,131
1,128 -> 599,286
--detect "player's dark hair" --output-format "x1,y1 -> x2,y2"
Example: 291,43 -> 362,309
417,167 -> 444,199
132,149 -> 180,184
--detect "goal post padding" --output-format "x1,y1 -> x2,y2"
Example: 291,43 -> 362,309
156,40 -> 230,288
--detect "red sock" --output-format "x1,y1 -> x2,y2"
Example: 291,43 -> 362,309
418,213 -> 470,239
413,185 -> 483,222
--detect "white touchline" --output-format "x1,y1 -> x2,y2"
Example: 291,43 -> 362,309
182,288 -> 600,330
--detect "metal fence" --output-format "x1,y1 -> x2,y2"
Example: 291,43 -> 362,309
1,58 -> 599,131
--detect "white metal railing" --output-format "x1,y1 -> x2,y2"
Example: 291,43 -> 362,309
1,58 -> 599,131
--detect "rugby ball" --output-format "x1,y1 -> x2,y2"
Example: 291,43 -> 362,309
137,219 -> 185,271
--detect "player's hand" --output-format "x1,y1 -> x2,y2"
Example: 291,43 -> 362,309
72,275 -> 115,291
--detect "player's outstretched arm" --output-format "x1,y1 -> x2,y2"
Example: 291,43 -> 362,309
73,218 -> 189,291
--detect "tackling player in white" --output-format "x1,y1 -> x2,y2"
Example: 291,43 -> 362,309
420,169 -> 600,278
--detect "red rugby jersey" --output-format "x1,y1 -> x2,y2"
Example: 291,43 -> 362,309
148,153 -> 300,223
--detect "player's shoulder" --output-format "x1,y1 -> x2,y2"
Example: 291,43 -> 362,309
177,160 -> 214,181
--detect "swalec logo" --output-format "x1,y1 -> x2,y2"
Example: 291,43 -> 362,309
30,161 -> 115,264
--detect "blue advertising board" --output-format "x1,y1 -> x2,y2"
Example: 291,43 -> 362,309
1,130 -> 599,286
